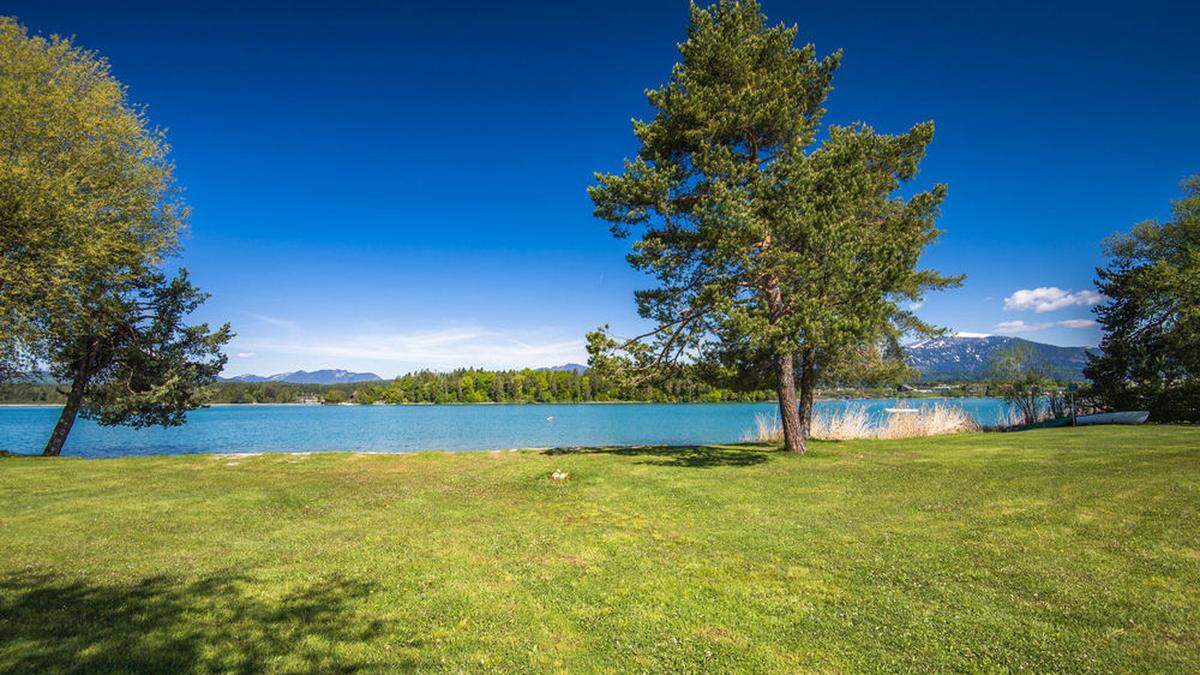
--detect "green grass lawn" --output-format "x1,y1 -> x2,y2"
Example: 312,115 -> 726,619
2,427 -> 1198,672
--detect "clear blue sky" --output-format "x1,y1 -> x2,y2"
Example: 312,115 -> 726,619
9,1 -> 1199,376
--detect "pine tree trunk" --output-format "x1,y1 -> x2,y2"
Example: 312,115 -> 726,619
42,365 -> 89,457
797,348 -> 816,440
775,352 -> 805,454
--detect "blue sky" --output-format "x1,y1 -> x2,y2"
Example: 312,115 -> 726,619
10,1 -> 1199,376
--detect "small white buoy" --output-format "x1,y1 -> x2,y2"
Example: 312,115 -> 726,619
546,415 -> 554,422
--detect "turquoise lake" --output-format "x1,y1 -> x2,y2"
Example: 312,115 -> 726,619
0,398 -> 1012,458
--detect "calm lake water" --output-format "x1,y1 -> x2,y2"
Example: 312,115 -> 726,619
0,398 -> 1012,458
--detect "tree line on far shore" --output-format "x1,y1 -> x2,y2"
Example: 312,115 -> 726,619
2,370 -> 999,406
0,368 -> 774,405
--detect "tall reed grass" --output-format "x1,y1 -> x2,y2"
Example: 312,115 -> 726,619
744,403 -> 979,443
811,407 -> 872,440
747,412 -> 785,443
876,403 -> 979,439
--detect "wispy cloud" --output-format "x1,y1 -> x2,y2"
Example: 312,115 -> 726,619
238,326 -> 586,371
244,312 -> 300,331
235,352 -> 257,358
1003,287 -> 1103,313
994,319 -> 1097,333
1057,319 -> 1099,329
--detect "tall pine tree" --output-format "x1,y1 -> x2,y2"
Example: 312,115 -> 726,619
589,1 -> 959,452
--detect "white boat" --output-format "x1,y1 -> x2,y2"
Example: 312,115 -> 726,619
884,408 -> 919,414
1075,411 -> 1150,426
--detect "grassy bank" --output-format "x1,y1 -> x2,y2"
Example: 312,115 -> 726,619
2,427 -> 1198,671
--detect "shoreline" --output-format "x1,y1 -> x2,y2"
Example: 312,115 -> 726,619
0,395 -> 994,408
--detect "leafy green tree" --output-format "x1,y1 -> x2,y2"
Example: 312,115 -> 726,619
1084,177 -> 1200,421
352,386 -> 382,405
322,389 -> 349,405
990,343 -> 1053,426
0,19 -> 230,455
1,18 -> 184,375
587,1 -> 959,452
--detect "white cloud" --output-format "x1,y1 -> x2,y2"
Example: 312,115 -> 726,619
993,319 -> 1097,334
238,326 -> 587,372
1056,319 -> 1098,329
994,321 -> 1034,333
1003,287 -> 1103,313
235,352 -> 257,358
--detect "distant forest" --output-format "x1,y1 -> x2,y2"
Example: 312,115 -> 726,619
1,368 -> 772,405
0,367 -> 993,405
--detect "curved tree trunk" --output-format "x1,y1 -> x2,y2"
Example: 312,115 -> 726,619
775,352 -> 805,454
42,361 -> 90,457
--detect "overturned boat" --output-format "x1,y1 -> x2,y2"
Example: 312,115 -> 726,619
1075,411 -> 1150,426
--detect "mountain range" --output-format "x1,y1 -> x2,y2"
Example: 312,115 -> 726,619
905,336 -> 1096,382
215,339 -> 1092,386
222,365 -> 589,384
534,341 -> 1095,382
220,369 -> 383,385
536,363 -> 588,375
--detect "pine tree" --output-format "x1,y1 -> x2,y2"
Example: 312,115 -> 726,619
1084,176 -> 1200,421
589,1 -> 959,452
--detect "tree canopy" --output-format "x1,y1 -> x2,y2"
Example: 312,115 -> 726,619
0,17 -> 229,455
588,0 -> 959,452
989,342 -> 1055,426
1084,176 -> 1200,422
1,17 -> 185,373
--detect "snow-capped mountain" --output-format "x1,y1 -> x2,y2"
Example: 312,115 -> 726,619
220,369 -> 383,385
905,336 -> 1096,382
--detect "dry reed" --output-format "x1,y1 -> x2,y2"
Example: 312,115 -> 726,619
876,403 -> 979,439
744,402 -> 979,443
811,406 -> 872,440
744,412 -> 784,443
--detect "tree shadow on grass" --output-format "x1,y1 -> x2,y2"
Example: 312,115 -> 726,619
0,570 -> 405,673
542,444 -> 776,468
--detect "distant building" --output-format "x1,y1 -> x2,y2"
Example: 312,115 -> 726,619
296,394 -> 321,405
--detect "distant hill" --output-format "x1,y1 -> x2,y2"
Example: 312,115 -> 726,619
220,369 -> 383,385
537,363 -> 588,375
905,336 -> 1096,382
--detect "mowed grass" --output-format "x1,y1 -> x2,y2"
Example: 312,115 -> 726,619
1,427 -> 1198,672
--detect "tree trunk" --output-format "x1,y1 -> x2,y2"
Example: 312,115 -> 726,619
775,352 -> 806,454
797,348 -> 817,440
42,367 -> 89,457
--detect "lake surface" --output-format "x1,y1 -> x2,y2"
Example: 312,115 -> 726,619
0,398 -> 1012,458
